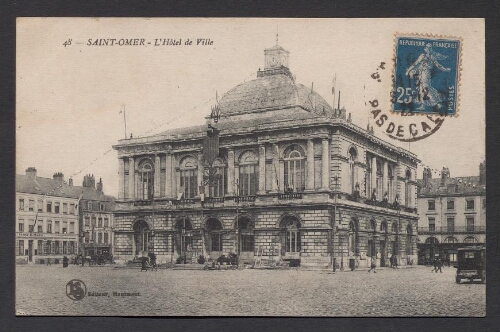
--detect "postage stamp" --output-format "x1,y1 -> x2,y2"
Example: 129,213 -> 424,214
392,34 -> 462,116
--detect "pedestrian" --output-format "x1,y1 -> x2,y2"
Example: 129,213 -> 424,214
368,257 -> 377,273
46,258 -> 51,266
432,258 -> 437,272
435,258 -> 443,273
63,255 -> 69,268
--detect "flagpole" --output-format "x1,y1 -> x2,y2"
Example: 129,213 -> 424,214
123,105 -> 127,139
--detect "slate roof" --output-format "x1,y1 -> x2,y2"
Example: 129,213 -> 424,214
417,176 -> 485,196
217,73 -> 333,116
16,174 -> 116,204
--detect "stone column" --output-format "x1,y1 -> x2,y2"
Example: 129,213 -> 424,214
272,143 -> 279,193
382,160 -> 388,198
306,139 -> 314,190
227,148 -> 235,196
371,156 -> 377,197
118,158 -> 125,199
154,154 -> 161,197
197,153 -> 204,196
258,144 -> 266,194
128,157 -> 135,200
321,138 -> 330,189
165,153 -> 173,198
279,159 -> 285,193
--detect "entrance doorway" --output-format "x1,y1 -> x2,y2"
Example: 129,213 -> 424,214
133,220 -> 150,256
205,218 -> 223,261
28,240 -> 33,263
237,217 -> 255,263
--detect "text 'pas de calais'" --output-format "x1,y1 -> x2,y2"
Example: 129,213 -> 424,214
86,38 -> 214,46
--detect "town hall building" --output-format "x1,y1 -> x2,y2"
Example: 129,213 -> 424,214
112,43 -> 419,269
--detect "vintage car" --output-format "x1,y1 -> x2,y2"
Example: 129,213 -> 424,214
454,246 -> 486,284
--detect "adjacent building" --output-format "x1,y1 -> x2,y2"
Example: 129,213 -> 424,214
16,168 -> 80,264
416,162 -> 486,264
112,43 -> 420,269
79,174 -> 116,258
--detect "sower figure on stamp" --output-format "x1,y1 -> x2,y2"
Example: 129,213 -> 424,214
405,43 -> 451,111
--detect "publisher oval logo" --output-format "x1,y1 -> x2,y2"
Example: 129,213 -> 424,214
66,279 -> 87,301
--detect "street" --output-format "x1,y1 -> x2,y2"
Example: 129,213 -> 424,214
16,264 -> 485,316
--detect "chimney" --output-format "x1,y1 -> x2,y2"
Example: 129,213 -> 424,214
83,174 -> 96,189
423,167 -> 432,187
96,177 -> 103,194
479,161 -> 485,185
69,178 -> 73,186
25,167 -> 37,178
440,167 -> 449,187
53,172 -> 64,183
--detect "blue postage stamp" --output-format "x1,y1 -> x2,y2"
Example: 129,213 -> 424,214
393,35 -> 461,116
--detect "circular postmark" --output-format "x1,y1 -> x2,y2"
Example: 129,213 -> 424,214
365,34 -> 461,142
66,279 -> 87,301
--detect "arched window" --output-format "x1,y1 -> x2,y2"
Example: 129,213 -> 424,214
425,237 -> 439,245
239,151 -> 258,196
133,220 -> 150,255
284,145 -> 305,192
138,160 -> 154,200
444,236 -> 459,244
380,221 -> 388,233
348,147 -> 357,194
211,158 -> 227,198
376,160 -> 383,199
464,236 -> 479,244
405,169 -> 412,207
387,165 -> 394,202
392,222 -> 398,234
180,156 -> 198,198
283,218 -> 301,253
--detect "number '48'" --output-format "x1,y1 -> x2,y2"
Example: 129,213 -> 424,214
396,87 -> 413,104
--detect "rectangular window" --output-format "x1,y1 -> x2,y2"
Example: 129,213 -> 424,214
19,198 -> 25,211
55,221 -> 60,233
88,201 -> 92,211
47,221 -> 52,233
38,225 -> 43,233
466,217 -> 475,232
18,221 -> 24,232
428,217 -> 435,232
54,202 -> 60,213
62,221 -> 67,234
447,200 -> 455,210
211,166 -> 227,197
367,239 -> 373,257
70,203 -> 75,214
28,224 -> 34,232
38,198 -> 43,212
63,241 -> 67,254
44,241 -> 50,255
92,217 -> 96,227
84,232 -> 89,243
98,218 -> 102,227
63,203 -> 68,214
29,199 -> 34,211
239,165 -> 258,196
46,201 -> 52,213
54,241 -> 60,254
180,169 -> 197,198
104,218 -> 109,228
241,235 -> 254,252
51,241 -> 55,255
211,233 -> 222,251
447,217 -> 455,232
104,232 -> 109,244
428,200 -> 435,211
98,232 -> 103,244
284,160 -> 305,192
84,217 -> 90,227
18,240 -> 24,255
69,222 -> 75,234
38,240 -> 43,255
466,199 -> 475,210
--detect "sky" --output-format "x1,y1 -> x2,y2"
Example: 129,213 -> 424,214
16,18 -> 485,197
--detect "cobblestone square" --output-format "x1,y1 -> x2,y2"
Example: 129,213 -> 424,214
16,264 -> 485,316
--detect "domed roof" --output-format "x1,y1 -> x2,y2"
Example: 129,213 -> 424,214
218,72 -> 333,117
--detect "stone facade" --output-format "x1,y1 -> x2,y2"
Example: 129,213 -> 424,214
112,43 -> 419,268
